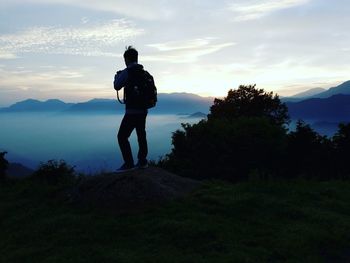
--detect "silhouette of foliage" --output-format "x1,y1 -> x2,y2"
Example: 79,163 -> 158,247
161,85 -> 350,181
209,85 -> 290,127
32,159 -> 75,185
162,117 -> 287,181
285,120 -> 333,179
0,151 -> 9,181
332,123 -> 350,178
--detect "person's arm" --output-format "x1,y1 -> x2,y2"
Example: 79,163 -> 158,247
114,69 -> 128,90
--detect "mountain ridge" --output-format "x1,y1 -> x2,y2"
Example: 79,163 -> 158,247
290,87 -> 326,98
0,98 -> 73,112
283,80 -> 350,101
286,94 -> 350,121
0,92 -> 213,115
314,80 -> 350,98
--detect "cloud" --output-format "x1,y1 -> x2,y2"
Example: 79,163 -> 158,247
0,19 -> 143,58
0,67 -> 84,86
229,0 -> 310,21
145,38 -> 235,63
81,17 -> 89,24
2,0 -> 174,20
0,51 -> 17,59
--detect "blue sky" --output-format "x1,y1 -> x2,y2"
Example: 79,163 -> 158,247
0,0 -> 349,106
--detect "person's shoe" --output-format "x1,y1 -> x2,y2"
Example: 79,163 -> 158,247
136,160 -> 148,169
115,163 -> 135,173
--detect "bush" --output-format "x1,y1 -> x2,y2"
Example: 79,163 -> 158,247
161,117 -> 287,181
332,123 -> 350,178
285,120 -> 333,179
32,159 -> 76,185
0,151 -> 9,181
160,85 -> 350,181
160,85 -> 289,181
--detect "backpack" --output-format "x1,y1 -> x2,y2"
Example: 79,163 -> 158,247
117,67 -> 157,109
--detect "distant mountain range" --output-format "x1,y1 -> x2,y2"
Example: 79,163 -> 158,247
283,80 -> 350,102
289,88 -> 326,98
283,80 -> 350,121
312,80 -> 350,98
0,93 -> 214,115
286,94 -> 350,121
1,81 -> 349,122
1,99 -> 74,112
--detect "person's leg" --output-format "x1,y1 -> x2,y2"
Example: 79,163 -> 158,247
135,113 -> 148,165
117,114 -> 136,166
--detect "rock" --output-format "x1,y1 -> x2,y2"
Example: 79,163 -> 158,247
66,167 -> 201,211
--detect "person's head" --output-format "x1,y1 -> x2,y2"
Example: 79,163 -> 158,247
123,46 -> 138,66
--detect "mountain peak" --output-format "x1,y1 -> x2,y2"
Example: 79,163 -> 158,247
316,80 -> 350,98
284,80 -> 350,101
1,98 -> 72,112
45,99 -> 66,104
19,98 -> 40,104
87,98 -> 114,103
335,80 -> 350,89
291,88 -> 326,98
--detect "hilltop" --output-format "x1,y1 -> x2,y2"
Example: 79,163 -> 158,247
2,174 -> 350,262
65,167 -> 201,211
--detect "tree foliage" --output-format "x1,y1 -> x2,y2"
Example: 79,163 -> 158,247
0,151 -> 9,181
162,116 -> 287,181
160,85 -> 289,180
332,123 -> 350,177
209,85 -> 290,127
160,85 -> 350,181
285,120 -> 333,179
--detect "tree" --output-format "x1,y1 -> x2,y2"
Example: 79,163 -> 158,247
162,117 -> 287,181
333,123 -> 350,150
209,85 -> 290,127
286,120 -> 332,179
0,151 -> 9,181
160,85 -> 291,181
332,123 -> 350,177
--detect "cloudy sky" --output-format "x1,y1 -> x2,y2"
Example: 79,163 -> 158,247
0,0 -> 349,106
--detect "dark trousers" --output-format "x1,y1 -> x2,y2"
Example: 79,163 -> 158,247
117,113 -> 148,165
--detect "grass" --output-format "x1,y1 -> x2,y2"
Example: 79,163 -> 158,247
1,177 -> 350,263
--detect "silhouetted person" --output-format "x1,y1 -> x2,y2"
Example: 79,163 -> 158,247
0,151 -> 9,180
114,46 -> 156,172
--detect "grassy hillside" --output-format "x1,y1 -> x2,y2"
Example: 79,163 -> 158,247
1,178 -> 350,262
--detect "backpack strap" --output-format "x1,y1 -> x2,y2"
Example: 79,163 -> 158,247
116,89 -> 125,104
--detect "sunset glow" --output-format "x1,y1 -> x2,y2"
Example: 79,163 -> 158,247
1,0 -> 349,105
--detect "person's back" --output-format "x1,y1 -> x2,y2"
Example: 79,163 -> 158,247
113,46 -> 155,173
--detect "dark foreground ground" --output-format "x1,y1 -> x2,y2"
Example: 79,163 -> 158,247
1,176 -> 350,263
